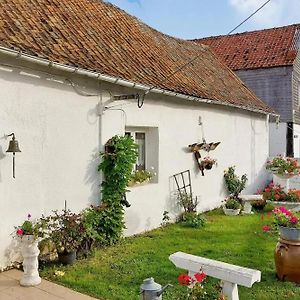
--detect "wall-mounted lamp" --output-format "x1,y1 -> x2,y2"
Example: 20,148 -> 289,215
6,133 -> 21,178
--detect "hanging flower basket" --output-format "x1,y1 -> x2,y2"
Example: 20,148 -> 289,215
200,157 -> 217,170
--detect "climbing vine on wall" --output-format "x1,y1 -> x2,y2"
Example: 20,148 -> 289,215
94,135 -> 138,244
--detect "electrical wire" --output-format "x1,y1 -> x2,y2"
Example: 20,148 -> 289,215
138,0 -> 272,107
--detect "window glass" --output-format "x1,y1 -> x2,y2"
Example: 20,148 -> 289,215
135,132 -> 145,170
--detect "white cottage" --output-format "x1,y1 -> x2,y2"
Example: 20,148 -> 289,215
0,0 -> 274,269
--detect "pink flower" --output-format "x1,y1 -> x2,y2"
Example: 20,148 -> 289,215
194,272 -> 206,283
262,225 -> 271,232
16,229 -> 24,236
290,216 -> 299,224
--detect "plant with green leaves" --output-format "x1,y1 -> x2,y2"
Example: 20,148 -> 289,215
89,135 -> 138,245
177,191 -> 198,213
223,166 -> 247,199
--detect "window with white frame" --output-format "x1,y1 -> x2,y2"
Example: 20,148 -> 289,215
125,131 -> 146,170
125,126 -> 159,183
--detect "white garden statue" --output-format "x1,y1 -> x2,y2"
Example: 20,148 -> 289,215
19,235 -> 41,286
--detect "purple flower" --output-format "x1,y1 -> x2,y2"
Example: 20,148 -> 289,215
27,213 -> 32,219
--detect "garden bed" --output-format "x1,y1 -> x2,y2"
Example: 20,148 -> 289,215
40,210 -> 300,300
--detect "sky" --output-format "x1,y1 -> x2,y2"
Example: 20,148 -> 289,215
104,0 -> 300,39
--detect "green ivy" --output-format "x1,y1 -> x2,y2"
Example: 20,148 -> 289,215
89,135 -> 138,245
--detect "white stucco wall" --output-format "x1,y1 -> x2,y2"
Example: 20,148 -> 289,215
0,57 -> 270,269
269,122 -> 287,157
294,124 -> 300,158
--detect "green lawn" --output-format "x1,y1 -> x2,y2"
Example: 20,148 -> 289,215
40,210 -> 300,299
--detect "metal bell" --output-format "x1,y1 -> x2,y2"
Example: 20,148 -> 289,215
6,139 -> 21,153
6,133 -> 21,179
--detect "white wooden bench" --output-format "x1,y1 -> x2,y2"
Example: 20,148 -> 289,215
169,252 -> 261,300
239,194 -> 263,214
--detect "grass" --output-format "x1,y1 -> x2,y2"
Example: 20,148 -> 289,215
40,210 -> 300,299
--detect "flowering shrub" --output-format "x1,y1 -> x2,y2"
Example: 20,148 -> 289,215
261,206 -> 300,232
272,206 -> 300,228
259,182 -> 300,202
14,214 -> 48,240
266,156 -> 299,175
178,272 -> 226,300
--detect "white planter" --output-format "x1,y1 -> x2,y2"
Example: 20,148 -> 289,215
223,207 -> 240,216
19,235 -> 41,287
266,200 -> 300,212
273,173 -> 297,193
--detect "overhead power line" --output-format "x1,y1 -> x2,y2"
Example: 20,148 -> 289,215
138,0 -> 272,108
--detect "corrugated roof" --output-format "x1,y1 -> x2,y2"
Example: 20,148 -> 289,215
0,0 -> 273,113
194,24 -> 300,71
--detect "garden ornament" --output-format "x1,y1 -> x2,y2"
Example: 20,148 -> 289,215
6,132 -> 21,178
140,277 -> 172,300
188,141 -> 220,176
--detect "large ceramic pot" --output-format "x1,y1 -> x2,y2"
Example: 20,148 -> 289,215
19,235 -> 41,286
223,207 -> 240,216
58,250 -> 77,265
275,238 -> 300,283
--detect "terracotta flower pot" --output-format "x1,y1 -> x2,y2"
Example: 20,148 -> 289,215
275,238 -> 300,283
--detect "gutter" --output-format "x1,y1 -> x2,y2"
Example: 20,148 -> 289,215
0,46 -> 278,117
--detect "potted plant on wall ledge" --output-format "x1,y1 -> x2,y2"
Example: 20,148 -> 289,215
223,166 -> 247,216
128,167 -> 156,187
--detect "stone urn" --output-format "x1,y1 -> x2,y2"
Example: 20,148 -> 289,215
19,235 -> 41,286
275,227 -> 300,284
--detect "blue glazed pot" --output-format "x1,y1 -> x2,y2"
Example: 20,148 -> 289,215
279,227 -> 300,241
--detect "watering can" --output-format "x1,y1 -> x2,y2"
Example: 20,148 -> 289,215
140,277 -> 172,300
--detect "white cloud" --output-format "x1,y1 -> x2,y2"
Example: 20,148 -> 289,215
228,0 -> 300,28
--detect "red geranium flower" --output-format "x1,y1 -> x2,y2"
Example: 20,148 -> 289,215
178,274 -> 191,286
194,272 -> 206,283
262,225 -> 271,232
290,216 -> 299,224
16,229 -> 24,236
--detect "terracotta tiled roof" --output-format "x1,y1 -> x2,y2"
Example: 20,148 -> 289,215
0,0 -> 272,113
194,24 -> 300,71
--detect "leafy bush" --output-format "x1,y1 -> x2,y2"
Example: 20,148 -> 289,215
224,198 -> 241,210
224,166 -> 247,198
179,212 -> 206,228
